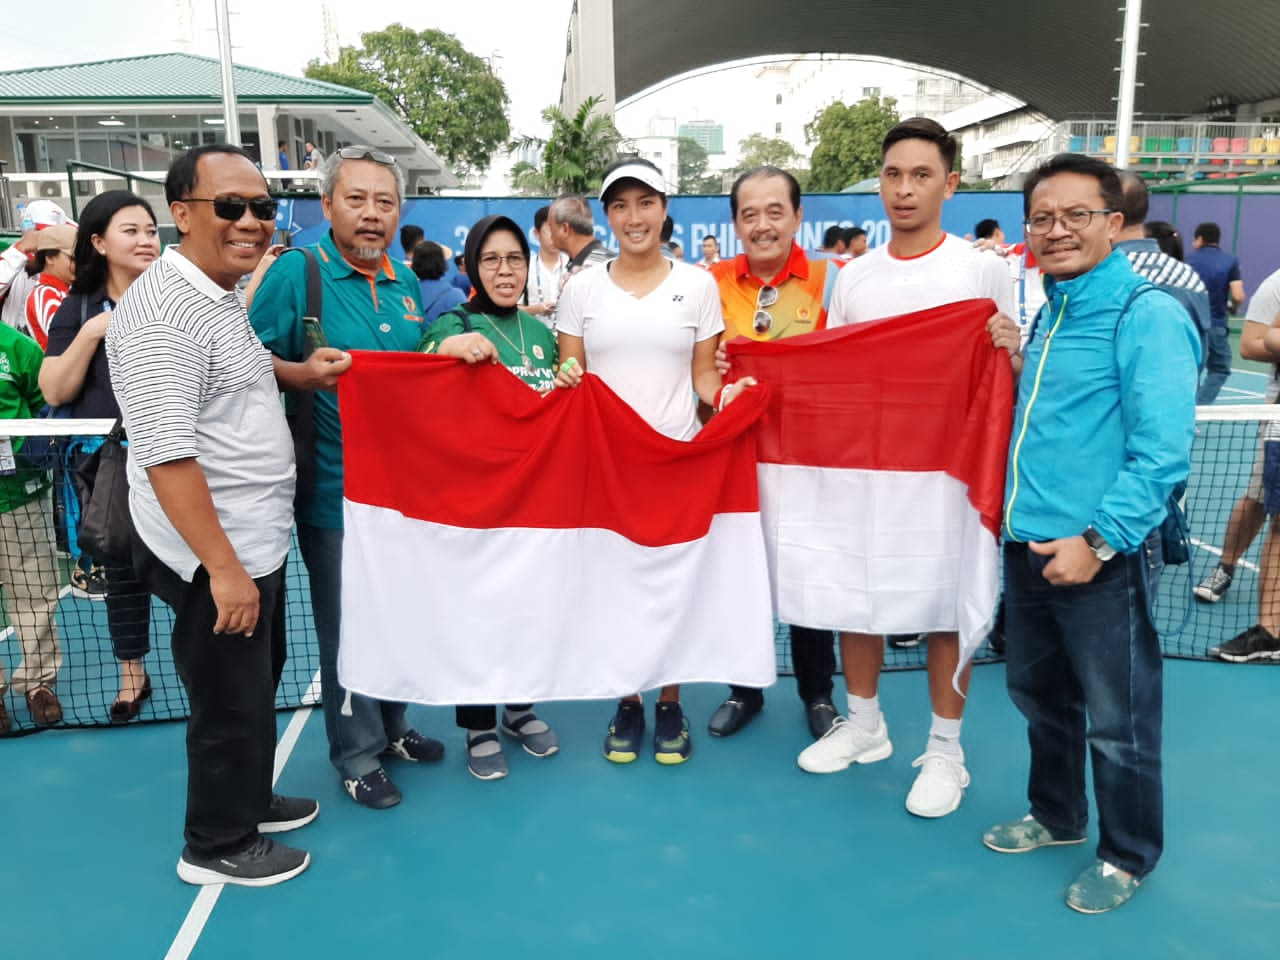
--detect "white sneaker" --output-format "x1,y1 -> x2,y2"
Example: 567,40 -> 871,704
797,716 -> 892,773
905,752 -> 971,818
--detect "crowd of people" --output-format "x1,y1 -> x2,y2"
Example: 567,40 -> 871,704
0,112 -> 1270,913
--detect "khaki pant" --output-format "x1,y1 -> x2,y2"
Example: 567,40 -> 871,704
0,495 -> 63,696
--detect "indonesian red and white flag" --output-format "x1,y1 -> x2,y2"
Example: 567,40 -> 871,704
337,352 -> 777,705
726,299 -> 1013,673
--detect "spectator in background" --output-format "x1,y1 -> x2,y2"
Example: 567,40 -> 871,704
1113,172 -> 1210,360
451,254 -> 472,295
974,218 -> 1005,245
302,141 -> 324,171
1144,221 -> 1183,261
1194,267 -> 1280,614
0,200 -> 72,332
842,226 -> 868,258
277,142 -> 292,190
399,224 -> 424,266
549,194 -> 610,281
817,224 -> 847,258
1186,221 -> 1246,405
660,215 -> 678,260
412,240 -> 466,328
0,319 -> 63,733
40,190 -> 161,722
697,234 -> 721,269
24,224 -> 78,350
525,205 -> 567,329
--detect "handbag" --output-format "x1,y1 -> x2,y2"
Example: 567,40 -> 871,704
76,417 -> 133,564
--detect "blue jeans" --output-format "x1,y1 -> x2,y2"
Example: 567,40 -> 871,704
1195,325 -> 1230,405
1002,538 -> 1163,879
297,523 -> 409,780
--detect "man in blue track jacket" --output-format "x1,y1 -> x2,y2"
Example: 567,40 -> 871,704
982,153 -> 1200,915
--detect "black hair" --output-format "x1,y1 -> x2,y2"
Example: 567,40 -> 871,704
164,143 -> 258,205
410,240 -> 448,281
26,249 -> 62,276
729,166 -> 801,219
1195,222 -> 1222,245
1116,171 -> 1150,228
700,234 -> 719,248
533,205 -> 551,231
661,215 -> 674,242
1144,220 -> 1184,261
400,224 -> 425,254
823,225 -> 844,248
974,218 -> 1001,240
1021,153 -> 1123,217
454,254 -> 466,270
69,190 -> 158,295
843,226 -> 866,243
882,117 -> 958,172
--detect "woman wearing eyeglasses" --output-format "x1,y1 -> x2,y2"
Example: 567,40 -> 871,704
40,190 -> 161,721
555,159 -> 754,766
417,214 -> 574,779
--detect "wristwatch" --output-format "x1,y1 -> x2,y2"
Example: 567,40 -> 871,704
1082,526 -> 1116,562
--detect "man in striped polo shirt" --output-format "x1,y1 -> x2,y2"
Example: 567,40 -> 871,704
1113,172 -> 1211,361
108,145 -> 346,887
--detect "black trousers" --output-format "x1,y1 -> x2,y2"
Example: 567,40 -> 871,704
456,703 -> 534,731
136,540 -> 287,857
730,624 -> 836,707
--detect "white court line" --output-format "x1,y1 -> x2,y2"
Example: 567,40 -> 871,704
1229,368 -> 1272,379
164,670 -> 323,960
1191,537 -> 1260,574
1218,387 -> 1265,399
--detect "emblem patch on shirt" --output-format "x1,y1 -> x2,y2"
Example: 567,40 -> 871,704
797,306 -> 811,322
379,323 -> 392,333
532,344 -> 545,360
402,295 -> 416,312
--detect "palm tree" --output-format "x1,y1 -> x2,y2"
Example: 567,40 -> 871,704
509,95 -> 622,195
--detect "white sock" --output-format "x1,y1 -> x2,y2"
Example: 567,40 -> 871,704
503,707 -> 548,735
467,727 -> 501,757
846,692 -> 881,731
927,713 -> 964,760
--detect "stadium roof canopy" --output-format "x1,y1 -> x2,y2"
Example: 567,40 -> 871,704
610,0 -> 1280,118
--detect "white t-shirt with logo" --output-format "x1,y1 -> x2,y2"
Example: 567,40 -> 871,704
557,260 -> 724,441
828,233 -> 1016,326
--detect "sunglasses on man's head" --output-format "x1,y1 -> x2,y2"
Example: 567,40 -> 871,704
337,146 -> 397,165
182,196 -> 278,222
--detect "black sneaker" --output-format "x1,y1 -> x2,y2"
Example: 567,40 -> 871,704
1194,566 -> 1233,604
343,768 -> 402,809
603,700 -> 646,764
653,701 -> 692,765
380,729 -> 446,763
258,794 -> 319,833
1209,624 -> 1280,662
177,835 -> 309,887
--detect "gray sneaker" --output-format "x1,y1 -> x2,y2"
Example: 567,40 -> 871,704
501,711 -> 559,758
467,731 -> 510,780
982,814 -> 1086,854
177,835 -> 309,887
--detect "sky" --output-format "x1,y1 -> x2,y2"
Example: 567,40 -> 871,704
0,0 -> 577,138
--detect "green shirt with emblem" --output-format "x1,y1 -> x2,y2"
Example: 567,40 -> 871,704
0,323 -> 51,512
419,307 -> 559,392
249,230 -> 425,529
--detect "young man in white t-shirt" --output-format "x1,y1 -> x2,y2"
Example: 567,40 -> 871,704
802,117 -> 1021,820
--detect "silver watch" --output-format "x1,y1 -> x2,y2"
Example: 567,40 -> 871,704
1082,526 -> 1116,562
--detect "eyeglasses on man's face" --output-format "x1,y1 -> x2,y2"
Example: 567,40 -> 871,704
753,284 -> 779,334
478,252 -> 527,271
1023,209 -> 1112,236
182,196 -> 278,222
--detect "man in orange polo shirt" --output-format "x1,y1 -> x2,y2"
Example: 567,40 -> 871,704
708,165 -> 841,741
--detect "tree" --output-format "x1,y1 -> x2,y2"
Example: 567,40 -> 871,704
510,96 -> 622,195
804,96 -> 900,193
305,24 -> 510,176
736,134 -> 802,171
677,137 -> 720,195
